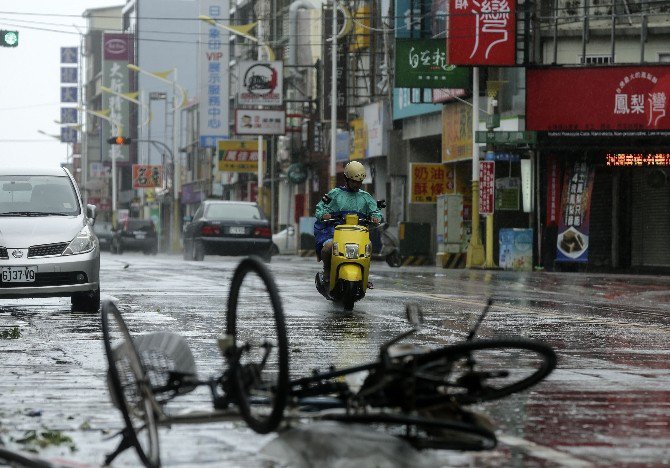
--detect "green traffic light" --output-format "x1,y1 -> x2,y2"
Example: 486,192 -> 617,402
0,30 -> 18,47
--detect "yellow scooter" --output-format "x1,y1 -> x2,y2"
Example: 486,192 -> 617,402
315,209 -> 383,311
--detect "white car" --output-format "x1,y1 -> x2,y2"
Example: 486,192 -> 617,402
0,167 -> 100,312
271,226 -> 297,255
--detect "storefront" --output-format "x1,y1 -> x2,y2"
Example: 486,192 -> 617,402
528,66 -> 670,272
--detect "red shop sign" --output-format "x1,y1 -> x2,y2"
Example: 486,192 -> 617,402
527,66 -> 670,131
447,0 -> 516,66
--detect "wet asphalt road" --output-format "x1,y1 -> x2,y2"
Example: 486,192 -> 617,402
1,252 -> 670,467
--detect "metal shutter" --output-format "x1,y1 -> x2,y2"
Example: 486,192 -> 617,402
631,168 -> 670,267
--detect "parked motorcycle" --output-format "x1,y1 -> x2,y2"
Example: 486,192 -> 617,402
315,210 -> 381,311
376,222 -> 402,267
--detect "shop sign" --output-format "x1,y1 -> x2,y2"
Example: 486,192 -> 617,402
335,130 -> 350,161
199,0 -> 231,147
409,163 -> 454,203
447,0 -> 516,66
395,0 -> 435,39
349,119 -> 367,160
182,182 -> 203,205
132,164 -> 163,189
556,160 -> 595,263
606,153 -> 670,166
217,140 -> 267,173
479,161 -> 495,215
237,61 -> 283,107
102,33 -> 132,162
395,39 -> 470,89
527,66 -> 670,131
287,163 -> 308,184
323,7 -> 347,122
432,88 -> 467,103
234,109 -> 286,135
363,101 -> 390,158
442,102 -> 472,163
495,177 -> 519,210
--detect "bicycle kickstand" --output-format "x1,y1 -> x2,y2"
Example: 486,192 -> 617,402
104,427 -> 135,466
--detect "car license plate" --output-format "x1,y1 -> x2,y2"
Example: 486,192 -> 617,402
134,232 -> 146,239
2,266 -> 37,283
229,226 -> 245,235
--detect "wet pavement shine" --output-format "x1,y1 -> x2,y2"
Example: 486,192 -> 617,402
1,252 -> 670,467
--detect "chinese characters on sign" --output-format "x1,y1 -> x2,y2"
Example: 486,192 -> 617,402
442,101 -> 472,162
394,39 -> 469,89
234,109 -> 286,136
556,160 -> 595,263
323,5 -> 348,122
606,153 -> 670,166
613,71 -> 667,127
410,163 -> 454,203
199,0 -> 230,147
479,161 -> 495,215
217,140 -> 267,173
132,165 -> 163,189
447,0 -> 516,65
102,33 -> 132,162
527,67 -> 670,131
59,46 -> 78,144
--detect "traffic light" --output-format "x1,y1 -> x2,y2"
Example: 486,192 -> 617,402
107,136 -> 132,145
0,30 -> 18,47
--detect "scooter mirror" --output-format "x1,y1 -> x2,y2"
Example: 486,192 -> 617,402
405,303 -> 423,326
377,199 -> 387,209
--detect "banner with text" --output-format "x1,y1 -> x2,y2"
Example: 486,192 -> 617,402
556,160 -> 595,263
410,163 -> 454,203
218,140 -> 268,173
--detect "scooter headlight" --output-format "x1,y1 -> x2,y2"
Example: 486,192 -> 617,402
332,242 -> 339,256
345,243 -> 359,259
365,243 -> 372,257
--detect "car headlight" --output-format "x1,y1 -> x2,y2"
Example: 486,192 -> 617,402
63,224 -> 96,255
332,242 -> 339,256
345,243 -> 359,259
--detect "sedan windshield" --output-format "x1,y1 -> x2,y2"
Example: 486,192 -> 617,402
0,175 -> 80,216
205,203 -> 263,220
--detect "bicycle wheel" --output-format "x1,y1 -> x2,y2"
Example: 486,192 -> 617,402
102,300 -> 161,468
0,447 -> 53,468
225,256 -> 289,434
411,338 -> 557,405
323,411 -> 497,451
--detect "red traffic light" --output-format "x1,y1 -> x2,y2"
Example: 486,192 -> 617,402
106,136 -> 131,145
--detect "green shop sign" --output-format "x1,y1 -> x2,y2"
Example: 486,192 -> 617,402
394,39 -> 470,89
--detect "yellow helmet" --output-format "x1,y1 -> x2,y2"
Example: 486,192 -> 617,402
344,161 -> 366,182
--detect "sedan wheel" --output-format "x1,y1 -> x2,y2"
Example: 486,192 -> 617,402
71,288 -> 100,313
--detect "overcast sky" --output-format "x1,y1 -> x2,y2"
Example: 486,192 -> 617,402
0,1 -> 122,168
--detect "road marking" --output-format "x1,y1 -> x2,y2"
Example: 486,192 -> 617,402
498,435 -> 595,467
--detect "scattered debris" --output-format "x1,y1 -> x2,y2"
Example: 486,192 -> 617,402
0,326 -> 21,339
13,429 -> 77,453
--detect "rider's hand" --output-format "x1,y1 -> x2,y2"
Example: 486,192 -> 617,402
371,217 -> 381,224
322,213 -> 332,220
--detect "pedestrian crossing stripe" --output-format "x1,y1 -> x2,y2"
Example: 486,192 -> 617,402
438,252 -> 466,269
401,256 -> 430,266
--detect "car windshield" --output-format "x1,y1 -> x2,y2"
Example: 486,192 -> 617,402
0,175 -> 80,216
205,203 -> 263,220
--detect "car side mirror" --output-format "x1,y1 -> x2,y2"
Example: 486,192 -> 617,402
288,226 -> 295,235
377,200 -> 386,209
86,204 -> 97,224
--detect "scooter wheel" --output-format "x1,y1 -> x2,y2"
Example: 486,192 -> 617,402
386,251 -> 402,268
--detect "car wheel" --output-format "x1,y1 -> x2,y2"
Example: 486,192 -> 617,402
71,288 -> 100,313
270,244 -> 280,256
193,240 -> 204,261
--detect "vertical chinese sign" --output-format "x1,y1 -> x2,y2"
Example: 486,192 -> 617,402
199,0 -> 230,148
545,154 -> 562,226
442,101 -> 472,163
323,3 -> 348,122
410,163 -> 454,203
102,33 -> 133,162
479,161 -> 495,215
556,160 -> 595,263
59,46 -> 78,145
447,0 -> 516,66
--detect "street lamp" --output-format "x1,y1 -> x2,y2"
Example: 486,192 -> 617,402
78,106 -> 123,227
127,64 -> 187,252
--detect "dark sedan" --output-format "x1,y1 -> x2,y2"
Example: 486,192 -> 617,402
182,200 -> 272,262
